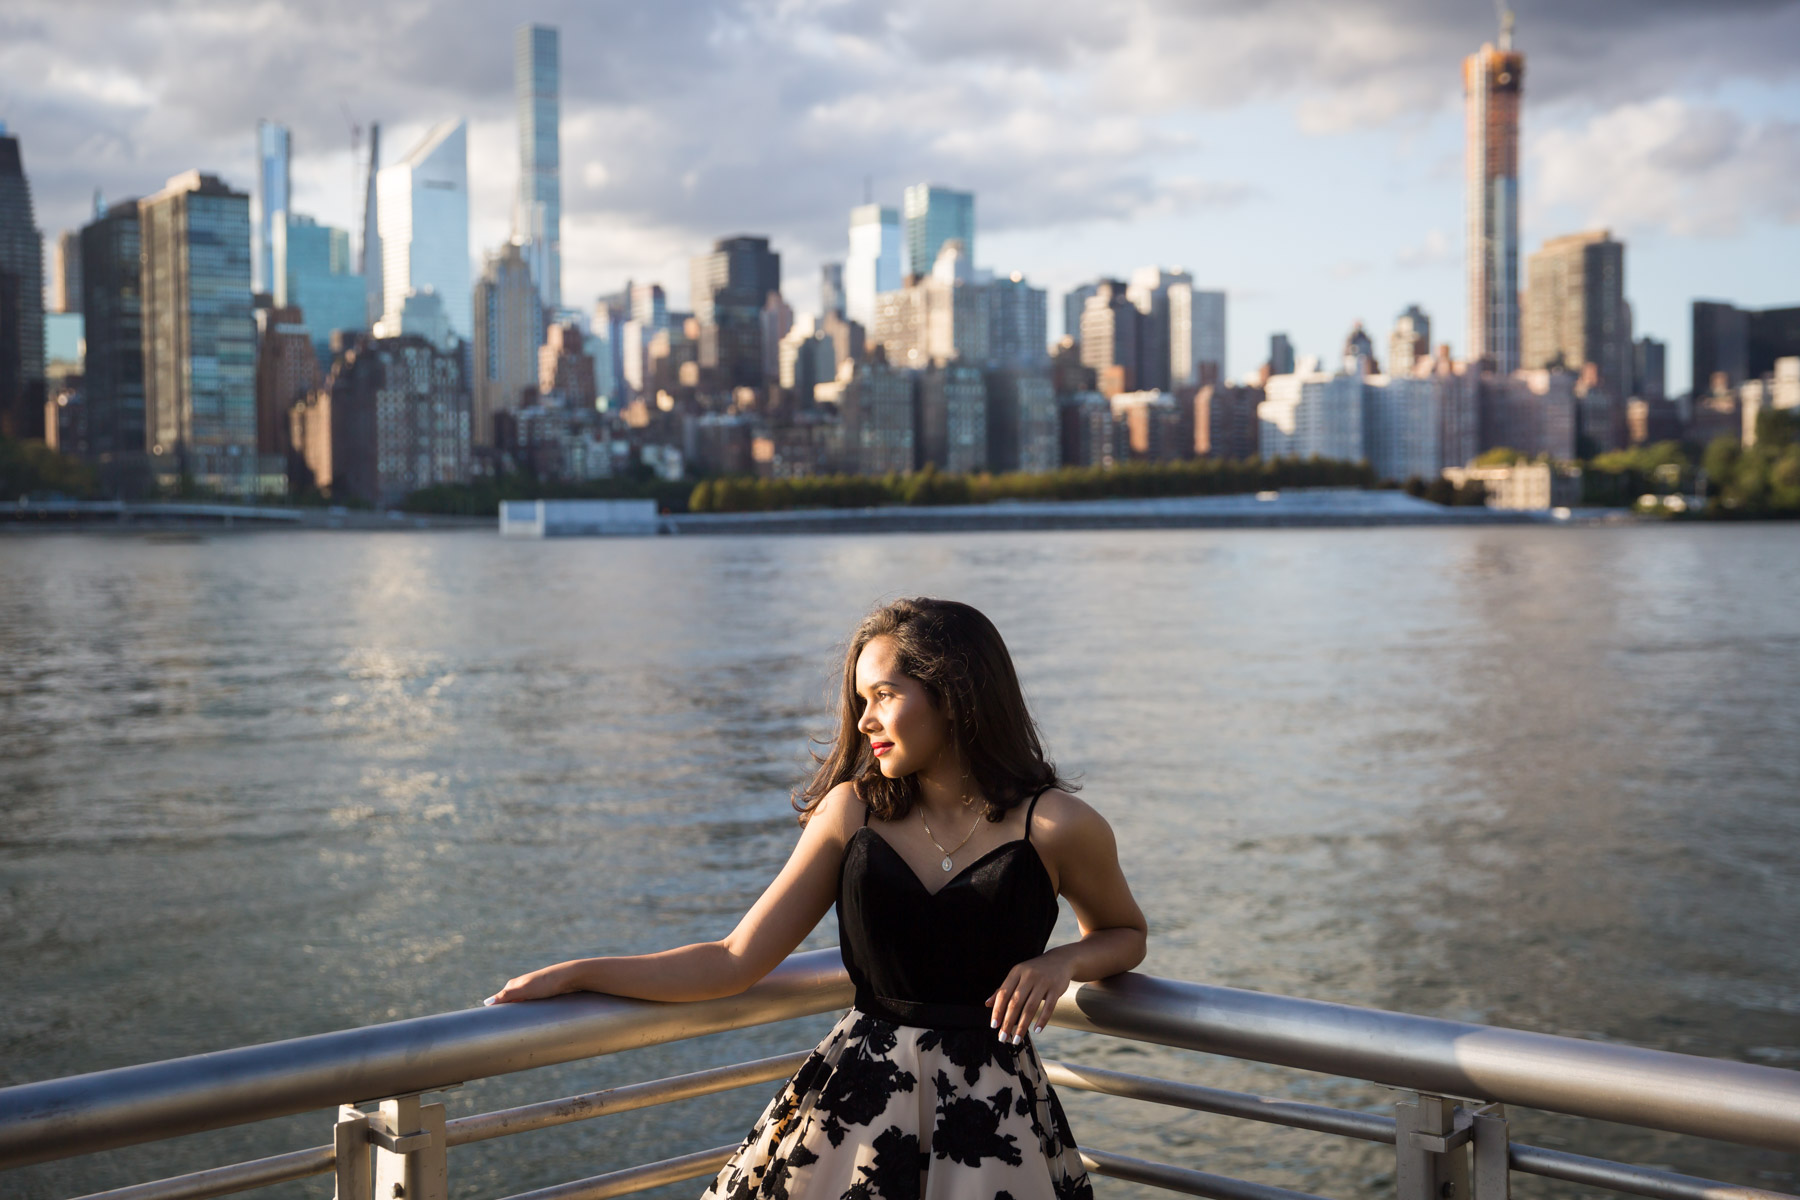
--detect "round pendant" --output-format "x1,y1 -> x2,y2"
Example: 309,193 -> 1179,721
941,856 -> 955,872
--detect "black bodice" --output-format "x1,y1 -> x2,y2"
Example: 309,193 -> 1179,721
836,799 -> 1059,1029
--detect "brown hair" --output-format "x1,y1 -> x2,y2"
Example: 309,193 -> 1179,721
795,597 -> 1073,823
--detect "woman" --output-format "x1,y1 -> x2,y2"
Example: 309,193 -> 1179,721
487,597 -> 1148,1197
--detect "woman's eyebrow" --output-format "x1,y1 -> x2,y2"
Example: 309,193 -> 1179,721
856,677 -> 899,694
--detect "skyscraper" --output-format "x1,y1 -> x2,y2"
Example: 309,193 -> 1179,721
1129,268 -> 1226,389
902,184 -> 975,277
50,229 -> 81,313
1633,337 -> 1666,402
514,24 -> 561,311
378,120 -> 472,341
473,241 -> 544,447
252,120 -> 291,297
630,281 -> 668,330
291,334 -> 470,506
138,171 -> 261,494
1389,305 -> 1431,377
1465,8 -> 1524,372
361,123 -> 383,328
0,123 -> 46,440
1522,230 -> 1629,395
1690,300 -> 1800,397
1079,281 -> 1139,396
919,364 -> 988,473
252,301 -> 319,465
986,273 -> 1048,369
1269,333 -> 1295,377
1062,282 -> 1101,351
1126,268 -> 1182,392
819,262 -> 845,319
277,214 -> 367,366
691,235 -> 780,390
1176,286 -> 1226,387
80,199 -> 144,460
845,204 -> 900,328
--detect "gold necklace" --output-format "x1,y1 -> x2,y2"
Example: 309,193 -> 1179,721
919,803 -> 984,872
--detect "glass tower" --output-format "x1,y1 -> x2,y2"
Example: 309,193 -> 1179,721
79,199 -> 144,457
277,214 -> 367,367
139,171 -> 260,494
0,124 -> 45,439
845,204 -> 900,329
902,184 -> 974,278
252,120 -> 290,296
377,120 -> 472,341
515,24 -> 561,311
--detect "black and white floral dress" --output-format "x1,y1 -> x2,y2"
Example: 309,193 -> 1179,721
700,793 -> 1093,1200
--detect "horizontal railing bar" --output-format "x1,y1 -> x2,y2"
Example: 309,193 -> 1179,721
12,950 -> 1800,1185
446,1050 -> 809,1145
1050,974 -> 1800,1151
1511,1142 -> 1800,1200
1051,1060 -> 1799,1200
1081,1146 -> 1336,1200
496,1144 -> 734,1200
0,948 -> 850,1170
60,1052 -> 812,1200
1045,1059 -> 1396,1144
55,1053 -> 1800,1200
66,1145 -> 333,1200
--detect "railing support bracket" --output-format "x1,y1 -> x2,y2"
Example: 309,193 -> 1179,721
1396,1093 -> 1474,1200
335,1095 -> 447,1200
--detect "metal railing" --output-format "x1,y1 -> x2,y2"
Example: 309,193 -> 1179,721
2,949 -> 1796,1200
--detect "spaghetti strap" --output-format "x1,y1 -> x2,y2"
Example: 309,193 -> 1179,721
1023,785 -> 1050,843
861,802 -> 871,827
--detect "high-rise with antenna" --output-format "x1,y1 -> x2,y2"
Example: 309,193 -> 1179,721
514,24 -> 561,312
1464,3 -> 1524,372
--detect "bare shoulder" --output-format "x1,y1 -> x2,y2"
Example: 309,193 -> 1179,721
805,780 -> 868,845
1028,788 -> 1116,852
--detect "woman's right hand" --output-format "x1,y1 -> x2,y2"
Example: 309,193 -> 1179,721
483,960 -> 584,1006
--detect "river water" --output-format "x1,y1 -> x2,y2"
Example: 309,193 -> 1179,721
2,525 -> 1798,1200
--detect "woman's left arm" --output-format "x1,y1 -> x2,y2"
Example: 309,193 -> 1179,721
988,792 -> 1148,1043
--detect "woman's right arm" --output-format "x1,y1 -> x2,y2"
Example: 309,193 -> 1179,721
485,783 -> 862,1006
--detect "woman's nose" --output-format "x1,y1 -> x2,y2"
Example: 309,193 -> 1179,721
858,709 -> 879,734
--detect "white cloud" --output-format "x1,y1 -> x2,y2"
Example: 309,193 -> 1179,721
1531,98 -> 1800,238
3,0 -> 1798,314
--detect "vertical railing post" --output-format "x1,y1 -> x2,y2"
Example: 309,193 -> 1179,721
1395,1092 -> 1472,1200
333,1105 -> 371,1200
1470,1104 -> 1510,1200
334,1093 -> 446,1200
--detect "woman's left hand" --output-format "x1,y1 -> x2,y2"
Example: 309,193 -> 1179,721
986,951 -> 1073,1044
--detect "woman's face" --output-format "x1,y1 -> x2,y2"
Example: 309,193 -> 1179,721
855,635 -> 951,779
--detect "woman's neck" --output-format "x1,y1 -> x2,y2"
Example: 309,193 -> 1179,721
913,754 -> 985,821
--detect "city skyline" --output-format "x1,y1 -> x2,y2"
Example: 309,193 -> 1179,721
2,2 -> 1798,389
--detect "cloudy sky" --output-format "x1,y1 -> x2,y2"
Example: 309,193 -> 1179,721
6,0 -> 1799,389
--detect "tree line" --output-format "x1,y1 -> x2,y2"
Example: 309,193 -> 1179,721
687,457 -> 1379,514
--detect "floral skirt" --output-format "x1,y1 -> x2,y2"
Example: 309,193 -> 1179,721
699,1007 -> 1093,1200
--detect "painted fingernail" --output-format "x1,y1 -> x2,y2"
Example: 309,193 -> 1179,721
990,1018 -> 998,1029
482,996 -> 497,1006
